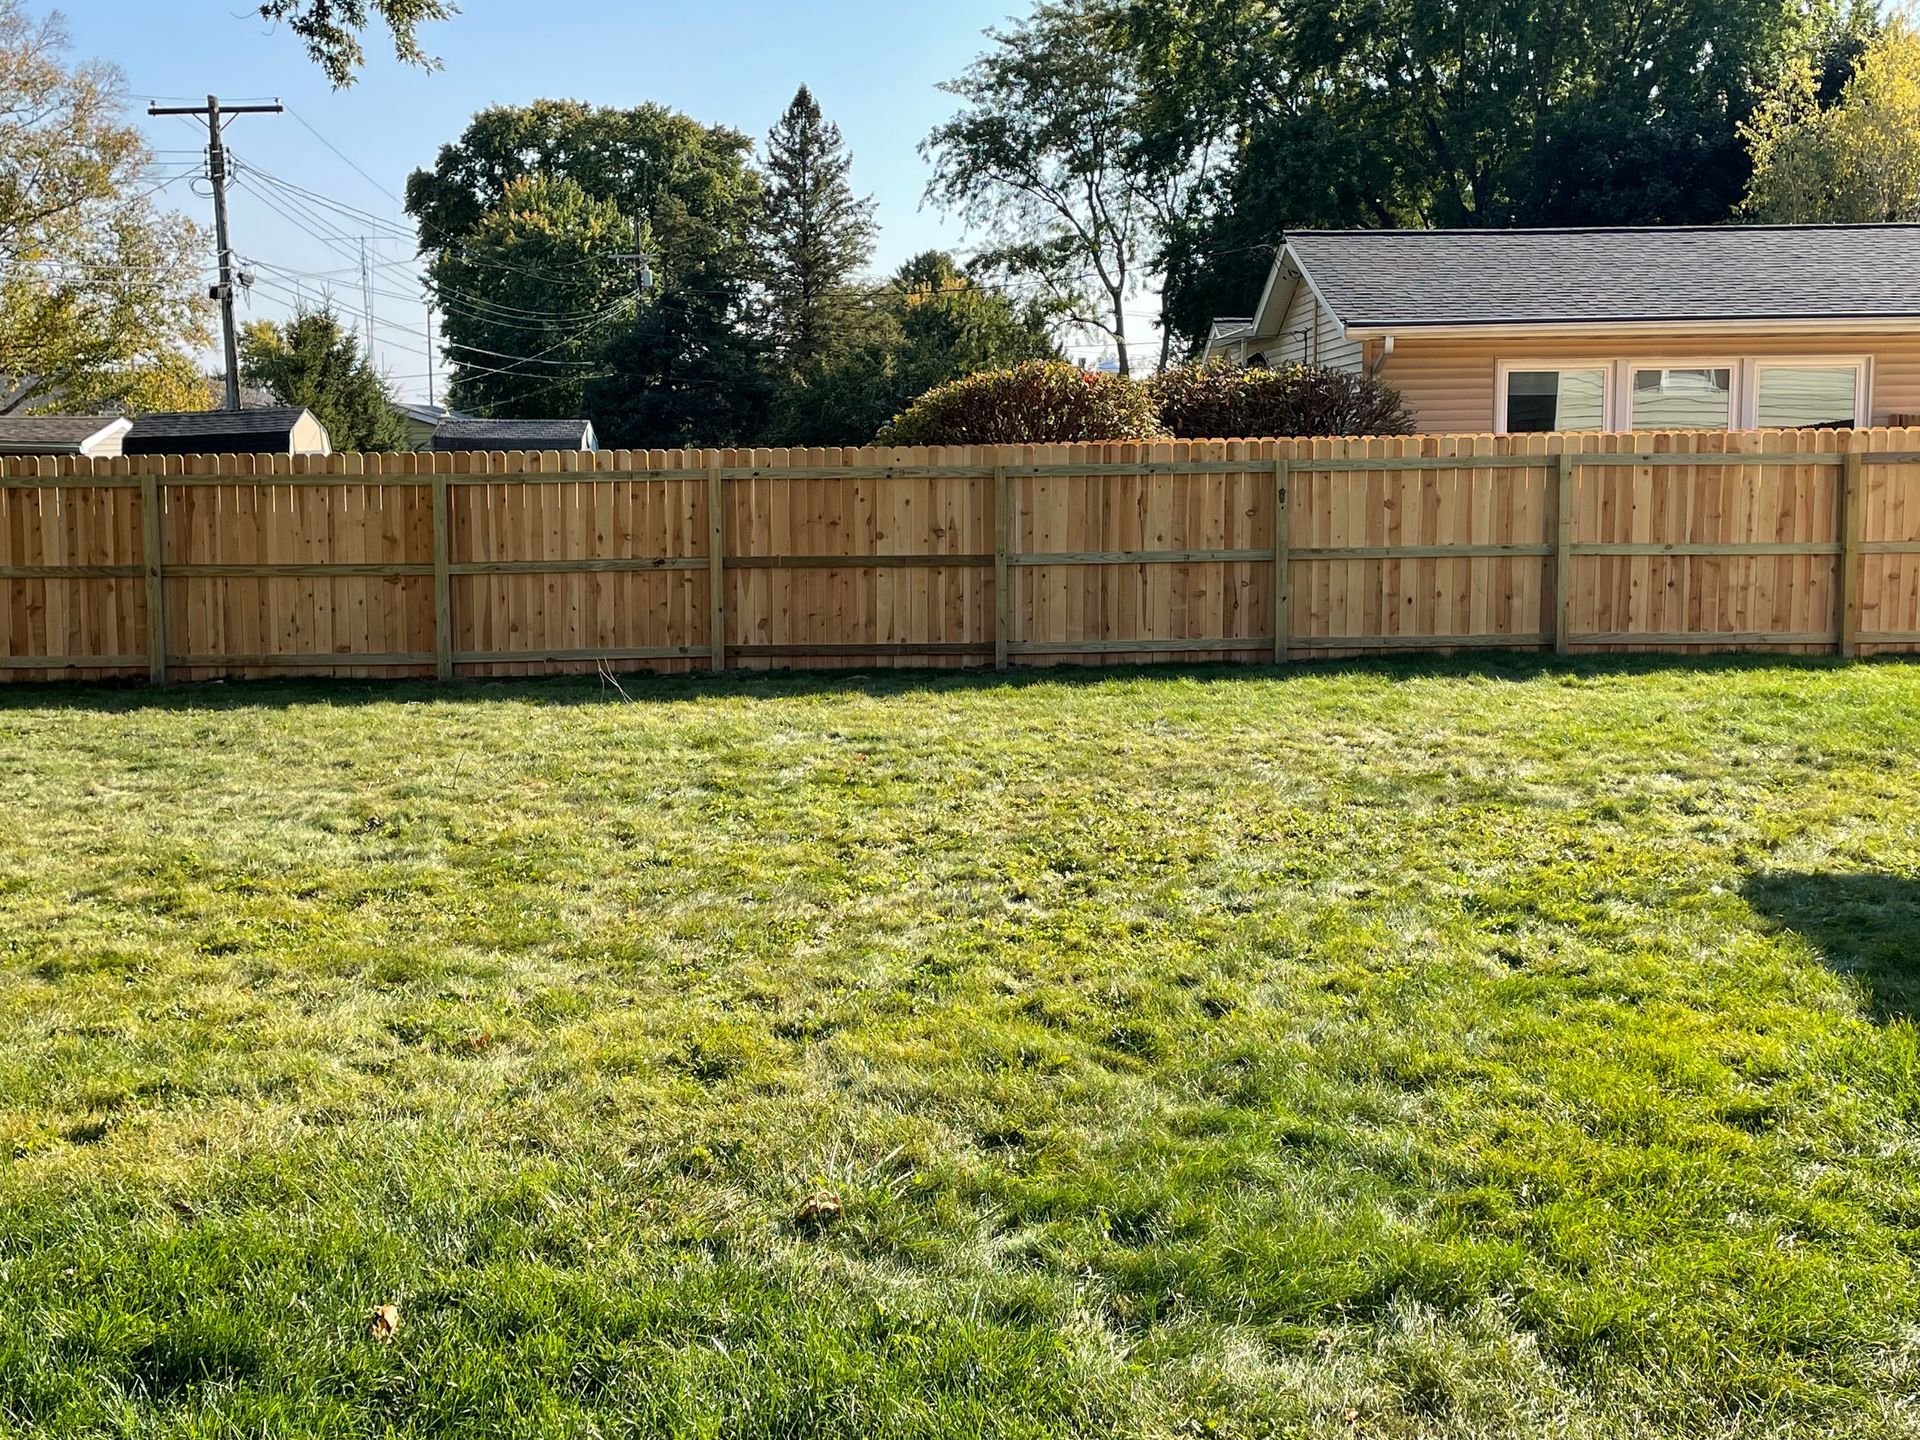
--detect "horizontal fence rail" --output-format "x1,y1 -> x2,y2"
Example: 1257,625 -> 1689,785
4,430 -> 1920,682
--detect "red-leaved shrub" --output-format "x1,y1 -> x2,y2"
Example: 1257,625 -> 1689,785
1147,360 -> 1415,439
876,361 -> 1166,445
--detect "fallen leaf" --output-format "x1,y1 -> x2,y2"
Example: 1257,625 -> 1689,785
369,1303 -> 400,1341
794,1190 -> 843,1227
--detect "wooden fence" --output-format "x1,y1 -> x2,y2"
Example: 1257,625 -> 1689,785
4,429 -> 1919,682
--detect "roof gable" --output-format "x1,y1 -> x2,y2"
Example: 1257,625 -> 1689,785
0,415 -> 130,454
1284,224 -> 1920,331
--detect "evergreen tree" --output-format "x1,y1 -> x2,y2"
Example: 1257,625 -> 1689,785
759,86 -> 878,376
240,306 -> 408,452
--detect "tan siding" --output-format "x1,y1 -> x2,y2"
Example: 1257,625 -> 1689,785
1315,297 -> 1362,373
1250,276 -> 1363,373
1382,329 -> 1920,433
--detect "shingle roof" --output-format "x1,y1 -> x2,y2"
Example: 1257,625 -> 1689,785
0,415 -> 129,453
431,418 -> 595,451
122,407 -> 326,456
1286,225 -> 1920,329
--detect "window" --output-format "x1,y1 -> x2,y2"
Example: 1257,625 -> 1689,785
1630,366 -> 1733,429
1504,368 -> 1608,432
1494,355 -> 1872,434
1755,363 -> 1862,429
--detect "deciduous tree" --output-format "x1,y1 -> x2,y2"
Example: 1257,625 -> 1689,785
0,2 -> 212,415
925,0 -> 1168,376
777,251 -> 1061,445
1744,15 -> 1920,222
1117,0 -> 1861,350
426,176 -> 637,419
256,0 -> 456,87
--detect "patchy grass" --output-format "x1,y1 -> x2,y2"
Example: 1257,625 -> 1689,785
1,656 -> 1918,1439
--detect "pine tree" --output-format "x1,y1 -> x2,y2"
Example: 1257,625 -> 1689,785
760,86 -> 878,376
240,307 -> 408,452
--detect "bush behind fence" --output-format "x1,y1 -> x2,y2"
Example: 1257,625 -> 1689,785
3,429 -> 1918,682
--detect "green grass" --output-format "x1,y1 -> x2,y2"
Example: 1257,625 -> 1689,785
2,656 -> 1918,1439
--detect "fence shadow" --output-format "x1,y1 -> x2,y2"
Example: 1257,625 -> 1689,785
0,650 -> 1871,717
1744,871 -> 1920,1025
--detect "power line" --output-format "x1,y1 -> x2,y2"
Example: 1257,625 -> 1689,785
283,105 -> 407,207
148,95 -> 283,411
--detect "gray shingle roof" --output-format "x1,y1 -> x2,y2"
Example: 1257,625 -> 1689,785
0,415 -> 128,453
125,407 -> 312,440
431,418 -> 595,451
1286,225 -> 1920,329
122,407 -> 326,456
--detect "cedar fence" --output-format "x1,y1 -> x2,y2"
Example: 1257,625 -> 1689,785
4,429 -> 1920,682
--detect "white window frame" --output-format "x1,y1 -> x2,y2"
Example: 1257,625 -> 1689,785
1746,356 -> 1871,430
1621,358 -> 1739,432
1494,360 -> 1616,435
1495,354 -> 1876,434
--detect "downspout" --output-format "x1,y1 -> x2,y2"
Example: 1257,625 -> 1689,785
1368,335 -> 1396,379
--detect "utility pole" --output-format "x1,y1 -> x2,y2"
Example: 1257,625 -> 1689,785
613,216 -> 655,299
148,95 -> 283,411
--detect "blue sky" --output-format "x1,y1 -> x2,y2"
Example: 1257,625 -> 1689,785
47,0 -> 1107,402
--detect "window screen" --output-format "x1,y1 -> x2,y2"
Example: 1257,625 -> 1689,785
1756,365 -> 1859,429
1505,369 -> 1607,433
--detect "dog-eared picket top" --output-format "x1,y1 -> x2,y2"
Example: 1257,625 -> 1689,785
4,431 -> 1920,681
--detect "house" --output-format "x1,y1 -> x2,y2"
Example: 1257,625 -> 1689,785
1205,225 -> 1920,434
393,402 -> 471,451
0,415 -> 133,458
123,407 -> 331,457
430,418 -> 597,453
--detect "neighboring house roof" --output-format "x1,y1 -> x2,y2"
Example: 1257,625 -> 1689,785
123,406 -> 329,455
0,415 -> 132,457
430,418 -> 597,452
1280,224 -> 1920,333
395,402 -> 471,427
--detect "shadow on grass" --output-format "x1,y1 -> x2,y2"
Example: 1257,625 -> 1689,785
0,649 -> 1881,716
1745,872 -> 1920,1025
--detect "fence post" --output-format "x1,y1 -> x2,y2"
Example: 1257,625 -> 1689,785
1272,455 -> 1291,664
994,464 -> 1010,671
141,466 -> 167,684
707,462 -> 726,673
432,468 -> 453,680
1554,451 -> 1574,655
1839,449 -> 1862,658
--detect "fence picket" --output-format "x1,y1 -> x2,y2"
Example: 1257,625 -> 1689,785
5,433 -> 1920,678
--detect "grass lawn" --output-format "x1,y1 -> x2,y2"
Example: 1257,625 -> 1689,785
2,657 -> 1918,1439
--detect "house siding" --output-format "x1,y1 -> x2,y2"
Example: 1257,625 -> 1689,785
1246,275 -> 1363,373
1381,328 -> 1920,433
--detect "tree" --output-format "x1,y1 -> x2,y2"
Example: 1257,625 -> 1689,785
240,306 -> 408,452
426,176 -> 637,419
256,0 -> 455,87
925,0 -> 1169,376
407,102 -> 765,426
776,252 -> 1062,445
1116,0 -> 1860,351
760,86 -> 878,378
1744,15 -> 1920,223
0,2 -> 212,415
406,101 -> 761,286
583,291 -> 773,450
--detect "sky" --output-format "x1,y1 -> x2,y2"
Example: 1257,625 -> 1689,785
44,0 -> 1148,404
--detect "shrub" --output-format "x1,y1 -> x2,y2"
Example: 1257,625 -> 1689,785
1147,359 -> 1415,439
876,360 -> 1166,445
